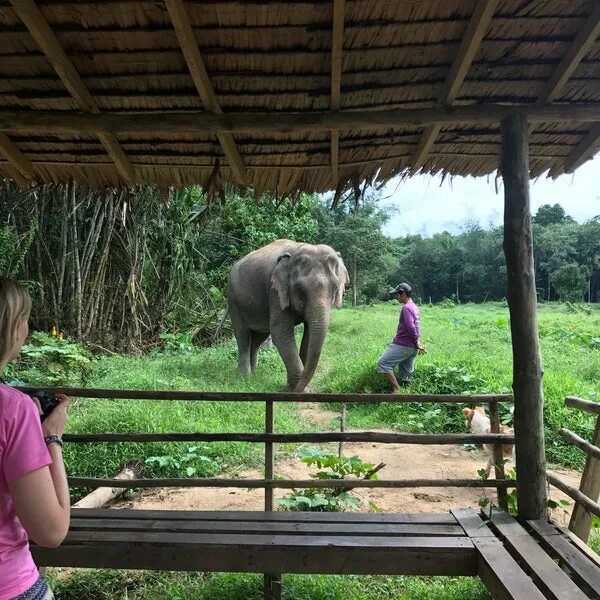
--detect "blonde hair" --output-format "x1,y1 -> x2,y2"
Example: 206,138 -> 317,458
0,277 -> 31,365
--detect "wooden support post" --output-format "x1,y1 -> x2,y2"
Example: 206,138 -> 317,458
569,416 -> 600,542
263,399 -> 281,600
339,404 -> 346,458
488,400 -> 508,510
501,113 -> 547,521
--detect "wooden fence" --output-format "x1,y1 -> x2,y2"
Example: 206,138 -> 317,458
26,388 -> 516,510
547,396 -> 600,543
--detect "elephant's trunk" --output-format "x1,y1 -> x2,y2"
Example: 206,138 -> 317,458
294,299 -> 331,392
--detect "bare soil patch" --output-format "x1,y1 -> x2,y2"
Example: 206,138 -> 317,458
114,404 -> 581,526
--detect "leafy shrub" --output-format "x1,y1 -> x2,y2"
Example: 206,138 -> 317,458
144,445 -> 220,478
437,298 -> 456,309
277,447 -> 381,512
152,332 -> 199,356
12,331 -> 92,386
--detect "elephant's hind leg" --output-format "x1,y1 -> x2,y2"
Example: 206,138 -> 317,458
234,328 -> 253,376
250,331 -> 270,373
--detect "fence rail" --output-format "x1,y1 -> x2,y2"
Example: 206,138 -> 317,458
41,387 -> 514,509
63,432 -> 515,444
67,477 -> 517,489
18,387 -> 513,404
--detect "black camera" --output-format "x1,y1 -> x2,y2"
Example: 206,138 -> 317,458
30,390 -> 60,422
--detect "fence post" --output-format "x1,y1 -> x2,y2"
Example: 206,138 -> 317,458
569,415 -> 600,542
263,399 -> 281,600
489,400 -> 508,510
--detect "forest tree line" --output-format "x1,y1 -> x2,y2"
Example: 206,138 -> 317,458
0,179 -> 598,350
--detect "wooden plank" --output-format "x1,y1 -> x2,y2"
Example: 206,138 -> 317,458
475,537 -> 547,600
0,132 -> 34,180
33,535 -> 476,575
566,397 -> 600,416
501,112 -> 547,521
67,477 -> 517,489
559,427 -> 600,462
330,0 -> 345,181
17,386 -> 513,404
538,2 -> 600,103
489,510 -> 588,600
1,104 -> 600,136
454,510 -> 546,599
9,0 -> 135,183
556,523 -> 600,569
165,0 -> 246,184
68,518 -> 464,537
451,508 -> 495,537
528,519 -> 600,597
69,508 -> 458,525
412,0 -> 499,169
564,124 -> 600,173
63,431 -> 514,444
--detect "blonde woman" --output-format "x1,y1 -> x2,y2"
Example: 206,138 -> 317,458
0,277 -> 70,600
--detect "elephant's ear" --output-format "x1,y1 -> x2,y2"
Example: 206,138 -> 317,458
335,258 -> 350,308
271,253 -> 291,310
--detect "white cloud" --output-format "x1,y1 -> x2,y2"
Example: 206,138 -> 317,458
382,155 -> 600,238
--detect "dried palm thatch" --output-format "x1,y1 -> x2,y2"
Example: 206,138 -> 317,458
0,0 -> 599,195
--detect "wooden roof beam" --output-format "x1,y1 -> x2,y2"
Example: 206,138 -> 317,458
541,3 -> 600,174
0,132 -> 34,183
564,124 -> 600,173
330,0 -> 345,182
9,0 -> 136,184
538,2 -> 600,103
2,104 -> 600,135
412,0 -> 499,171
165,0 -> 246,186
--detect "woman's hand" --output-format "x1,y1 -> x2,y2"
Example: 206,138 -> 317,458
41,394 -> 70,438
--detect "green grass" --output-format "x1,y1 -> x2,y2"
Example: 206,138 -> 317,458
47,571 -> 490,600
313,301 -> 600,468
52,300 -> 600,599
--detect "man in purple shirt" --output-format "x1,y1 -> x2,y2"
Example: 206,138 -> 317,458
376,282 -> 426,392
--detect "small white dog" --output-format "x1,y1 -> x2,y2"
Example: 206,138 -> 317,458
462,406 -> 515,477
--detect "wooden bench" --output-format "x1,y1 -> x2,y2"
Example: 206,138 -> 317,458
33,509 -> 476,575
32,507 -> 600,599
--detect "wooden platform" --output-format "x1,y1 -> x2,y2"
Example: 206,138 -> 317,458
32,508 -> 600,599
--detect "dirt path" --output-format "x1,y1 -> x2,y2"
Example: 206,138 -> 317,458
114,404 -> 581,526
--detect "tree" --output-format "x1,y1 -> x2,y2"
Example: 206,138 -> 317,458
550,263 -> 588,301
533,203 -> 574,227
315,198 -> 395,306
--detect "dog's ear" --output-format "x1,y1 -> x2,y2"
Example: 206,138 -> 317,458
462,408 -> 472,418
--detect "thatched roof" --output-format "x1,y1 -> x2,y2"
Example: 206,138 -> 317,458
0,0 -> 599,195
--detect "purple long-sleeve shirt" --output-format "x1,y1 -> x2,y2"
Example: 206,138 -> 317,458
392,301 -> 420,348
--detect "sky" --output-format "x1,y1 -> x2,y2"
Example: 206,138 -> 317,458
381,154 -> 600,238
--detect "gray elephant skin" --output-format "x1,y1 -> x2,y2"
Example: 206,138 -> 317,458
227,239 -> 349,392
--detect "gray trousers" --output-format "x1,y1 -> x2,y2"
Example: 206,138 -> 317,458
376,343 -> 418,382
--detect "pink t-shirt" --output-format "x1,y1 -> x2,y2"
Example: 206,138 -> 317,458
0,384 -> 51,600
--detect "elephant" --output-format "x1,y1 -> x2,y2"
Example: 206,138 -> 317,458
227,239 -> 349,392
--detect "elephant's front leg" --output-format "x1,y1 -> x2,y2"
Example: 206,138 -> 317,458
271,315 -> 304,391
299,323 -> 310,367
234,328 -> 252,376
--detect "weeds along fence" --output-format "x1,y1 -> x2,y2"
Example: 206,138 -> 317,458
547,396 -> 600,543
24,388 -> 515,511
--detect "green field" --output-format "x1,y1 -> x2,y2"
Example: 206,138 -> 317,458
49,301 -> 600,599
